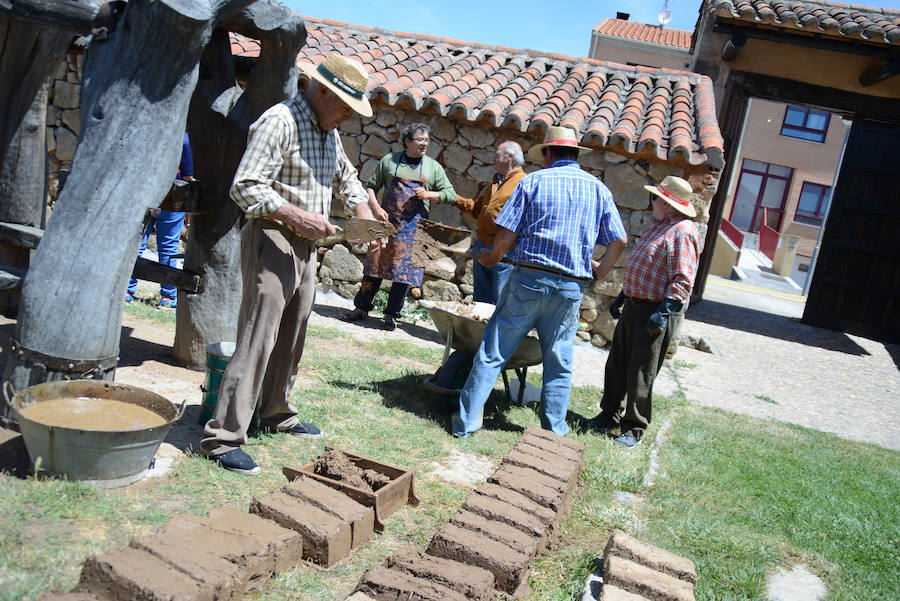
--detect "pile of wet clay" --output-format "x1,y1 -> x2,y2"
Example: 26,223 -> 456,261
314,448 -> 390,492
411,219 -> 470,267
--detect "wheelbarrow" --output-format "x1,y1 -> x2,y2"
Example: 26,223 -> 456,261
420,300 -> 542,407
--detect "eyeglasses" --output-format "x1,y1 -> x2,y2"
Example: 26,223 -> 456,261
412,137 -> 429,143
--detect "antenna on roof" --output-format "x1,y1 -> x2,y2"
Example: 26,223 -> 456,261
658,9 -> 673,26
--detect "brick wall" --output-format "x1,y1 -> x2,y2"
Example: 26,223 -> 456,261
588,35 -> 691,70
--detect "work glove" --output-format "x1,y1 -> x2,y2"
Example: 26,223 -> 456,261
646,298 -> 683,337
609,291 -> 627,319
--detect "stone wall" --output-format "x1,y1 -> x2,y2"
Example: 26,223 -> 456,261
45,50 -> 83,210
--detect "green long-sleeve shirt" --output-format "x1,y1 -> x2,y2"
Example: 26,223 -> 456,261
366,152 -> 456,210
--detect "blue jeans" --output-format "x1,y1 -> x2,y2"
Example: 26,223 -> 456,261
472,240 -> 515,304
453,268 -> 585,437
127,210 -> 185,299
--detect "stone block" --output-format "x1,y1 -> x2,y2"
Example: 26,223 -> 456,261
384,547 -> 495,600
487,466 -> 566,512
355,565 -> 468,601
462,492 -> 549,541
581,307 -> 598,322
427,523 -> 531,594
431,118 -> 457,141
605,530 -> 697,584
205,508 -> 304,576
424,256 -> 457,280
630,211 -> 655,237
374,108 -> 399,127
502,448 -> 578,484
605,163 -> 650,210
449,510 -> 539,558
53,81 -> 80,109
422,279 -> 461,302
591,311 -> 618,341
648,162 -> 684,182
592,333 -> 609,348
61,109 -> 81,135
343,115 -> 363,134
282,475 -> 374,549
443,146 -> 473,173
459,125 -> 495,149
79,546 -> 213,601
603,555 -> 695,601
466,162 -> 495,184
361,135 -> 391,158
55,127 -> 78,162
321,244 -> 363,282
340,134 -> 361,165
592,268 -> 624,296
358,158 -> 380,186
605,151 -> 629,164
472,148 -> 495,163
250,491 -> 352,567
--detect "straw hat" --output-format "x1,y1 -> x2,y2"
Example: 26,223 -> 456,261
299,54 -> 372,117
644,175 -> 697,218
527,126 -> 592,161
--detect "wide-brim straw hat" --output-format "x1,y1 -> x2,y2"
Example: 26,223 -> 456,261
527,126 -> 592,161
644,175 -> 697,218
299,54 -> 373,117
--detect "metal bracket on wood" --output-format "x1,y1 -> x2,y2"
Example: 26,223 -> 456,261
859,59 -> 900,87
721,31 -> 747,62
9,339 -> 118,379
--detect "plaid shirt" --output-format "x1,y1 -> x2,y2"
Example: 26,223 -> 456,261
624,215 -> 703,302
230,94 -> 366,238
495,159 -> 626,279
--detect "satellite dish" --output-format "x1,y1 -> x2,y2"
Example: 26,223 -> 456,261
658,9 -> 673,26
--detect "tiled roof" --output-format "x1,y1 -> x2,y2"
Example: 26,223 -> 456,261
230,17 -> 724,167
593,18 -> 693,49
710,0 -> 900,45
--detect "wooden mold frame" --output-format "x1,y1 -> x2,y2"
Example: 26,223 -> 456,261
283,448 -> 420,531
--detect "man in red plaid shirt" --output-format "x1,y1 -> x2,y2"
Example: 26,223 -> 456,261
588,175 -> 703,447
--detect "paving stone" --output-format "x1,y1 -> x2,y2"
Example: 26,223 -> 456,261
427,523 -> 531,595
355,565 -> 468,601
523,426 -> 585,452
449,510 -> 539,558
605,530 -> 697,585
599,583 -> 652,601
461,492 -> 548,542
206,507 -> 304,575
520,432 -> 585,464
282,475 -> 375,549
488,465 -> 566,511
604,555 -> 695,601
503,448 -> 578,483
384,547 -> 495,601
130,533 -> 246,601
78,545 -> 213,601
250,491 -> 352,567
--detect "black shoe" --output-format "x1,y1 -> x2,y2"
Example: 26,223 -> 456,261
341,308 -> 368,322
263,421 -> 323,438
207,448 -> 260,475
383,315 -> 396,331
586,414 -> 618,435
614,434 -> 641,448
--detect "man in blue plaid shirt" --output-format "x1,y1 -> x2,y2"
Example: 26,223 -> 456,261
452,126 -> 627,438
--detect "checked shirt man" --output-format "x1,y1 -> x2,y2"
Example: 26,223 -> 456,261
452,126 -> 627,438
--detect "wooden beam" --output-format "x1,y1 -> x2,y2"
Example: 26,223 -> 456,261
0,221 -> 43,249
158,179 -> 202,213
859,60 -> 900,87
721,31 -> 747,62
0,265 -> 25,290
132,257 -> 202,293
0,0 -> 98,33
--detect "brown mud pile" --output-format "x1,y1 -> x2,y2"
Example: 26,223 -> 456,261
343,218 -> 396,244
411,219 -> 469,268
313,448 -> 389,492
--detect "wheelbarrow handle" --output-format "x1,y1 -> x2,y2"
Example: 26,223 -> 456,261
2,381 -> 16,408
176,400 -> 188,421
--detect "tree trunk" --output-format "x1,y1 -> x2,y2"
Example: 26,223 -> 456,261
2,0 -> 256,411
174,2 -> 306,368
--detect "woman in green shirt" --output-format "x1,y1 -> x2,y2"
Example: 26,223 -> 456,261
342,123 -> 456,330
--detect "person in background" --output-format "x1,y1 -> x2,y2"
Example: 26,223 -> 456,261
587,175 -> 703,447
125,131 -> 194,309
454,141 -> 526,304
341,123 -> 456,330
451,126 -> 627,438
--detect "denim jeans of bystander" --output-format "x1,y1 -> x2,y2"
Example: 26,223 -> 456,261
471,239 -> 515,305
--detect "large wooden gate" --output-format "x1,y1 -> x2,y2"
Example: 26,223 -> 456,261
803,119 -> 900,344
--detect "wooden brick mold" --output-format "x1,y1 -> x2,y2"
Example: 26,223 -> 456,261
602,530 -> 697,601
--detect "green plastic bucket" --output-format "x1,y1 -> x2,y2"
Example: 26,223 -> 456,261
199,342 -> 235,424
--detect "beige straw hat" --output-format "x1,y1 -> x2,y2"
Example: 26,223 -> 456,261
299,54 -> 373,117
527,126 -> 592,161
644,175 -> 697,218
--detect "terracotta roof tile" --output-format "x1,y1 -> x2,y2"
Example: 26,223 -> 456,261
229,16 -> 724,167
711,0 -> 900,45
593,18 -> 693,48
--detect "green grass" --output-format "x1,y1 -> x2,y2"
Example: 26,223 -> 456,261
1,318 -> 897,601
123,297 -> 177,324
754,394 -> 778,405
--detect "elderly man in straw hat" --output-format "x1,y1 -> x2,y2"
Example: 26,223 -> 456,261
451,126 -> 628,438
200,55 -> 381,474
587,175 -> 703,447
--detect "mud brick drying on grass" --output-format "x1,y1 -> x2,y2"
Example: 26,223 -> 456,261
205,508 -> 305,577
36,593 -> 109,601
448,511 -> 540,558
603,554 -> 695,601
282,475 -> 375,549
605,530 -> 697,585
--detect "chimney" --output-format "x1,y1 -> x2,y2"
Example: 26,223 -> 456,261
616,12 -> 630,20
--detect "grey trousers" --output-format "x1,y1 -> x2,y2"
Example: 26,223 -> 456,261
201,220 -> 316,455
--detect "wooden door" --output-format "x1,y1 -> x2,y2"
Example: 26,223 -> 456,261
803,119 -> 900,343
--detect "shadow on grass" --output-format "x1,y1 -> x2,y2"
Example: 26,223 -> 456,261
313,302 -> 444,345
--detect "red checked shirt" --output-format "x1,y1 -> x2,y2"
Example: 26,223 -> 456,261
623,215 -> 703,303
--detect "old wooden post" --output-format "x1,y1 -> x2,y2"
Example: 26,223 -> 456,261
174,3 -> 306,368
2,0 -> 261,417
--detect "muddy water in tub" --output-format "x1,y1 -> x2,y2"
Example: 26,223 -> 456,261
19,397 -> 166,430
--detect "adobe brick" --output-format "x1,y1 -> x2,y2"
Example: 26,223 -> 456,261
355,565 -> 468,601
488,465 -> 566,511
523,426 -> 585,452
384,547 -> 495,601
461,492 -> 548,542
503,448 -> 578,484
427,523 -> 531,594
35,593 -> 107,601
78,545 -> 213,601
519,434 -> 584,464
281,475 -> 374,549
604,555 -> 695,601
515,440 -> 582,469
599,583 -> 651,601
250,491 -> 352,568
206,507 -> 304,574
605,530 -> 697,585
473,483 -> 556,527
130,533 -> 245,601
152,514 -> 275,590
344,594 -> 376,601
449,510 -> 539,558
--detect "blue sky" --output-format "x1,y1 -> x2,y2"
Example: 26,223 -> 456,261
283,0 -> 900,59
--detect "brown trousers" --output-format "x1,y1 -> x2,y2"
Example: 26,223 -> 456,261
598,300 -> 676,440
201,220 -> 316,456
